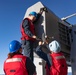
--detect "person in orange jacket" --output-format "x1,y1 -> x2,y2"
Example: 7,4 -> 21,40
3,40 -> 36,75
36,40 -> 68,75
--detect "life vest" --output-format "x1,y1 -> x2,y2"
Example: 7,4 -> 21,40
4,54 -> 28,75
21,18 -> 35,41
49,52 -> 67,75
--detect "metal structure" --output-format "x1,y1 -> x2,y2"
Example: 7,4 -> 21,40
61,13 -> 76,20
23,1 -> 76,75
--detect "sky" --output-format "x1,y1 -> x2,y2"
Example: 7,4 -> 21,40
0,0 -> 76,74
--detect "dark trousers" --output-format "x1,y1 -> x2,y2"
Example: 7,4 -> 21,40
21,40 -> 34,61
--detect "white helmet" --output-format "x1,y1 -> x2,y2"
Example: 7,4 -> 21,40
49,40 -> 61,53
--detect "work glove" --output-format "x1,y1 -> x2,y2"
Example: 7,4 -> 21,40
40,7 -> 48,13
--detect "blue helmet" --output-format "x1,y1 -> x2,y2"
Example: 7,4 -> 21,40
29,11 -> 37,18
49,40 -> 61,53
9,40 -> 21,53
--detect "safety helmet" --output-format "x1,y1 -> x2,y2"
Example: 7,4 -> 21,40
49,40 -> 61,53
29,11 -> 37,18
9,40 -> 21,53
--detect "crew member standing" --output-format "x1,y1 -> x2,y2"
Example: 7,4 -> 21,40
36,40 -> 67,75
3,40 -> 36,75
21,8 -> 44,61
48,40 -> 67,75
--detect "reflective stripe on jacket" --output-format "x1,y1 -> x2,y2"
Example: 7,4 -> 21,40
4,55 -> 28,75
21,18 -> 35,41
50,52 -> 67,75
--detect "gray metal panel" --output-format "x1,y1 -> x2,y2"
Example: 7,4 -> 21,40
44,7 -> 71,61
71,25 -> 76,75
45,8 -> 59,41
